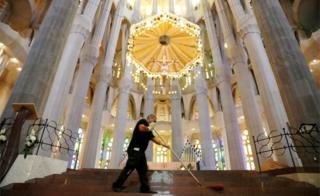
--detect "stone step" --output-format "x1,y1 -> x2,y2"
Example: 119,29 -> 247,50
1,169 -> 319,196
2,186 -> 319,196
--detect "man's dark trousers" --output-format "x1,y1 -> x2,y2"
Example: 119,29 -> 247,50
113,149 -> 150,192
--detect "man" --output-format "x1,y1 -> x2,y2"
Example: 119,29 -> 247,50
112,114 -> 170,193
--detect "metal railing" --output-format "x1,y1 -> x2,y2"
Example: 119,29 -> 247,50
0,118 -> 81,169
253,123 -> 320,171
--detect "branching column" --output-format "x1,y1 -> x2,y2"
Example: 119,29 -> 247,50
144,78 -> 154,161
152,0 -> 157,15
82,0 -> 125,168
252,0 -> 320,166
194,66 -> 215,170
132,0 -> 141,23
169,0 -> 175,13
215,0 -> 266,167
225,0 -> 288,135
43,0 -> 102,124
201,0 -> 246,169
170,79 -> 184,161
61,0 -> 114,166
109,23 -> 131,169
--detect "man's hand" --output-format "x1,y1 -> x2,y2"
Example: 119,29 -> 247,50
162,143 -> 170,149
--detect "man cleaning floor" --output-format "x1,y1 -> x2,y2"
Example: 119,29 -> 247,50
112,114 -> 170,193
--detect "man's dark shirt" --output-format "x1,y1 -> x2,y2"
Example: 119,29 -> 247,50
127,119 -> 155,153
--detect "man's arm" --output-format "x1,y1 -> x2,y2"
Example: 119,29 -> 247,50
151,137 -> 170,149
138,124 -> 149,132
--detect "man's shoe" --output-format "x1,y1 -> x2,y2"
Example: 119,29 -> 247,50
112,186 -> 126,192
112,183 -> 126,192
140,190 -> 157,193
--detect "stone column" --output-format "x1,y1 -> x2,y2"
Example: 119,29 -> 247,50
82,0 -> 125,168
215,0 -> 266,168
194,66 -> 215,170
185,0 -> 194,21
0,0 -> 78,178
0,0 -> 78,120
132,0 -> 141,23
50,0 -> 113,162
81,62 -> 110,168
109,64 -> 132,169
152,0 -> 158,15
214,111 -> 231,169
252,0 -> 320,166
109,23 -> 131,169
43,0 -> 102,124
144,78 -> 154,161
225,0 -> 289,137
170,79 -> 184,161
201,0 -> 246,169
169,0 -> 175,13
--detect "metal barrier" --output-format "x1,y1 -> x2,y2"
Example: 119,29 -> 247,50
253,123 -> 320,171
0,118 -> 81,169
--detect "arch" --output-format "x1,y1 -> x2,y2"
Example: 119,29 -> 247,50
128,94 -> 137,120
110,92 -> 136,120
207,96 -> 215,118
180,97 -> 185,118
189,95 -> 197,120
0,23 -> 28,63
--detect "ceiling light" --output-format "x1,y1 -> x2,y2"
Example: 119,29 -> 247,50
0,43 -> 5,49
10,58 -> 20,64
310,59 -> 320,66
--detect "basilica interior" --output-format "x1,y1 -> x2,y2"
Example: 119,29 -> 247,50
0,0 -> 319,194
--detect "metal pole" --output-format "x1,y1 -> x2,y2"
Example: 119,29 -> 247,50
283,126 -> 296,167
252,136 -> 261,172
152,128 -> 202,186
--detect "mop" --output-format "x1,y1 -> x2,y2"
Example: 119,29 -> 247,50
152,128 -> 224,191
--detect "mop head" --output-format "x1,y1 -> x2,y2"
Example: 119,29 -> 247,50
206,184 -> 224,191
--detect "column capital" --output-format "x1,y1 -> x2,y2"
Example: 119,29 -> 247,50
71,14 -> 92,40
237,14 -> 260,39
120,82 -> 132,94
80,44 -> 99,66
195,79 -> 208,96
95,65 -> 110,84
228,45 -> 247,67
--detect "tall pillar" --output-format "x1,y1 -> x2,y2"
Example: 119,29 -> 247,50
201,0 -> 246,169
185,0 -> 194,21
132,0 -> 141,23
109,23 -> 131,169
82,0 -> 125,168
1,0 -> 78,120
43,0 -> 103,124
252,0 -> 320,166
170,79 -> 184,161
81,62 -> 110,168
194,66 -> 215,170
169,0 -> 175,13
225,0 -> 289,136
144,78 -> 154,161
152,0 -> 158,15
47,0 -> 113,161
215,0 -> 267,168
214,111 -> 231,169
109,64 -> 132,168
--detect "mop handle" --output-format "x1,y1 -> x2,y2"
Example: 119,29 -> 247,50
152,128 -> 202,186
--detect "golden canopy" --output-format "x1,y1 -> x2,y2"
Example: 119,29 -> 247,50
128,13 -> 201,78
